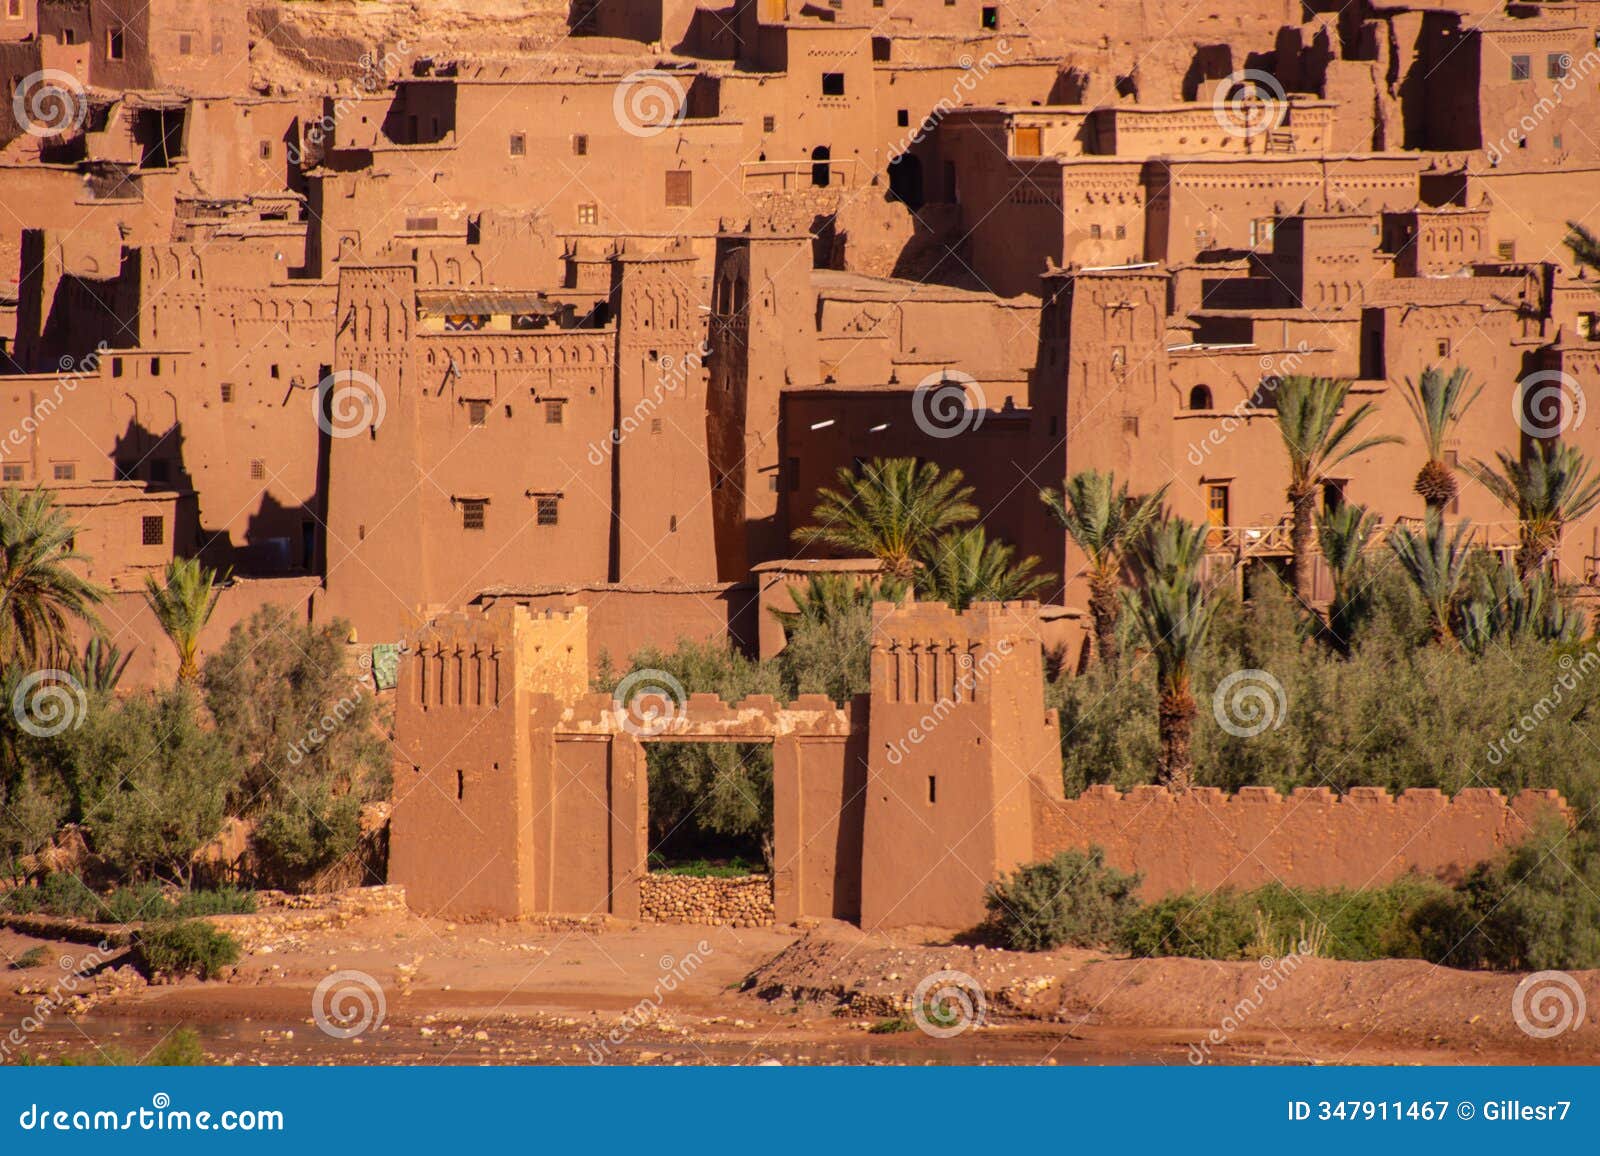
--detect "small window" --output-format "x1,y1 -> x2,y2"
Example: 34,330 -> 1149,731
763,115 -> 775,133
572,134 -> 588,156
1497,240 -> 1516,260
1511,55 -> 1530,81
1115,224 -> 1127,240
112,357 -> 123,378
7,0 -> 22,18
651,418 -> 663,434
509,133 -> 525,156
1089,224 -> 1102,240
2,464 -> 23,482
1122,415 -> 1139,437
821,72 -> 845,97
141,516 -> 164,546
53,463 -> 75,481
258,140 -> 271,159
982,6 -> 998,29
665,170 -> 692,207
1548,53 -> 1569,79
461,500 -> 486,531
108,25 -> 125,60
669,515 -> 678,533
220,382 -> 234,403
467,401 -> 488,426
270,364 -> 280,379
577,203 -> 598,226
63,28 -> 75,45
178,33 -> 192,55
1322,479 -> 1347,513
250,459 -> 265,480
544,399 -> 564,424
150,357 -> 160,376
897,109 -> 909,127
536,496 -> 559,525
1188,385 -> 1213,410
1436,339 -> 1451,358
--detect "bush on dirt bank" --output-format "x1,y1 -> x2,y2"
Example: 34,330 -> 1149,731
134,920 -> 240,981
1117,878 -> 1446,961
1408,823 -> 1600,971
982,848 -> 1142,951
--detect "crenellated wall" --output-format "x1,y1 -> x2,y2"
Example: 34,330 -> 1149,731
390,599 -> 1567,928
1032,784 -> 1570,898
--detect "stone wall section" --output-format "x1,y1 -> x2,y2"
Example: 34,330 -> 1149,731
639,874 -> 775,927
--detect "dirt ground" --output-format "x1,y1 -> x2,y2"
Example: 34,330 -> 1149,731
2,895 -> 1596,1067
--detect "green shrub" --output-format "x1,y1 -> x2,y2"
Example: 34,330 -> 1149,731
100,882 -> 172,923
983,848 -> 1142,951
8,945 -> 47,970
134,920 -> 240,981
1119,878 -> 1449,960
17,1028 -> 207,1067
1411,824 -> 1600,970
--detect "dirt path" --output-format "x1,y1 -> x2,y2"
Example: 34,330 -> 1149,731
3,901 -> 1595,1066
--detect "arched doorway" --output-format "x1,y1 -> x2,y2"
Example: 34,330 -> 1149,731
811,146 -> 831,188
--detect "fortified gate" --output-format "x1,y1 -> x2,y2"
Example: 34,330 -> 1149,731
389,600 -> 1064,928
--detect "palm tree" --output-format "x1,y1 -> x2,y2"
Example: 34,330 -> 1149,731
143,557 -> 227,683
1039,471 -> 1168,671
1124,516 -> 1218,792
67,635 -> 133,694
1272,375 -> 1401,606
1469,440 -> 1600,579
1397,365 -> 1481,514
769,572 -> 909,639
1459,561 -> 1585,656
1386,510 -> 1475,645
1316,502 -> 1378,652
0,487 -> 106,671
915,526 -> 1050,611
795,458 -> 977,580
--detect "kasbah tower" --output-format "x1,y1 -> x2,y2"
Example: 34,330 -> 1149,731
0,0 -> 1593,919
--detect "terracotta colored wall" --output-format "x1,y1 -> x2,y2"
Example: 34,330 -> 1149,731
1032,785 -> 1571,898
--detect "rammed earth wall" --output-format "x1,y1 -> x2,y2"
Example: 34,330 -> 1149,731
1031,786 -> 1570,898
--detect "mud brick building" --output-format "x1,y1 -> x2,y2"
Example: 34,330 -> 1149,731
1,0 -> 1598,668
